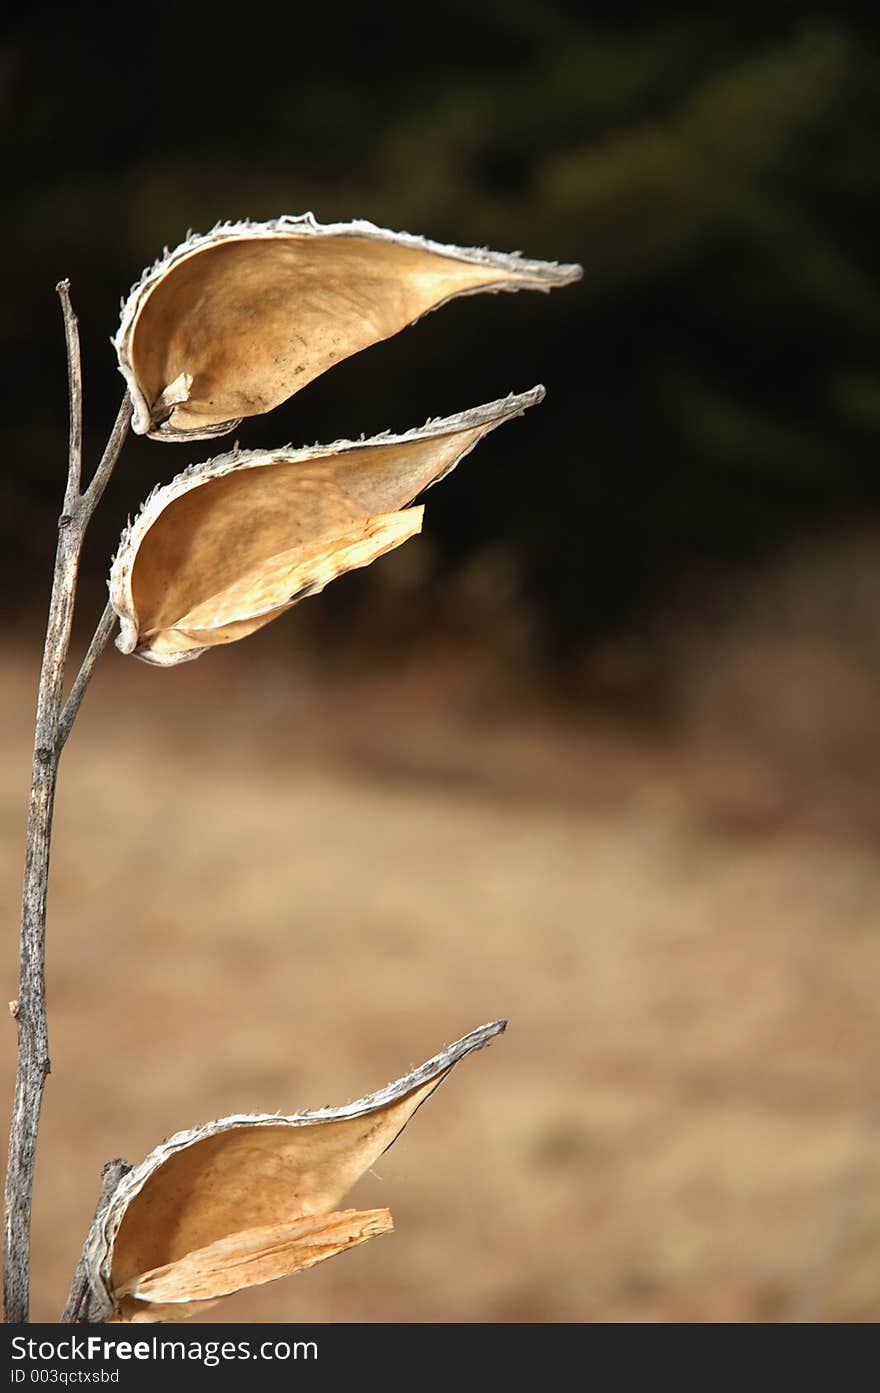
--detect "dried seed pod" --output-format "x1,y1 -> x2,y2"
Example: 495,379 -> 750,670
81,1020 -> 505,1322
114,214 -> 582,440
109,387 -> 544,665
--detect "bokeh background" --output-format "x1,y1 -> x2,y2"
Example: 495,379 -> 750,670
2,4 -> 880,1321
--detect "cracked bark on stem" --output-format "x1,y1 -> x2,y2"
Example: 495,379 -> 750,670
3,284 -> 131,1323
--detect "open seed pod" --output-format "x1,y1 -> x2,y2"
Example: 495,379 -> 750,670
109,387 -> 544,665
115,214 -> 582,440
80,1020 -> 505,1322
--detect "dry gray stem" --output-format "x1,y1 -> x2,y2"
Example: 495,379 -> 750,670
60,1160 -> 131,1324
3,283 -> 131,1322
58,601 -> 118,752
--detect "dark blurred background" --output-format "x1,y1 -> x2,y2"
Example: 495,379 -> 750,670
2,4 -> 880,1324
4,4 -> 878,694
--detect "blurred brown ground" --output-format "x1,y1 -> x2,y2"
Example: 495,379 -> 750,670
2,546 -> 880,1323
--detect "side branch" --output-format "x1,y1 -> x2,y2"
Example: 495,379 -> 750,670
58,601 -> 118,752
82,393 -> 132,520
56,282 -> 83,509
60,1159 -> 131,1323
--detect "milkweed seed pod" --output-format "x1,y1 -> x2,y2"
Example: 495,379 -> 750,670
82,1021 -> 505,1322
109,387 -> 544,664
114,214 -> 582,440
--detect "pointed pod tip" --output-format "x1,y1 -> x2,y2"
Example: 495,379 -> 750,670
434,1018 -> 508,1069
501,384 -> 545,412
521,384 -> 546,406
470,1017 -> 507,1045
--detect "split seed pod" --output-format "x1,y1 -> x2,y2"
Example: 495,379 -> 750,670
82,1021 -> 504,1322
114,214 -> 582,440
109,387 -> 544,665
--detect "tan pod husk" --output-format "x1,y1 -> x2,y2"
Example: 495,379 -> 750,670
114,214 -> 581,440
109,387 -> 544,665
81,1020 -> 505,1322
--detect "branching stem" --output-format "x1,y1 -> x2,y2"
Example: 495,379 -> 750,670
3,283 -> 131,1322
